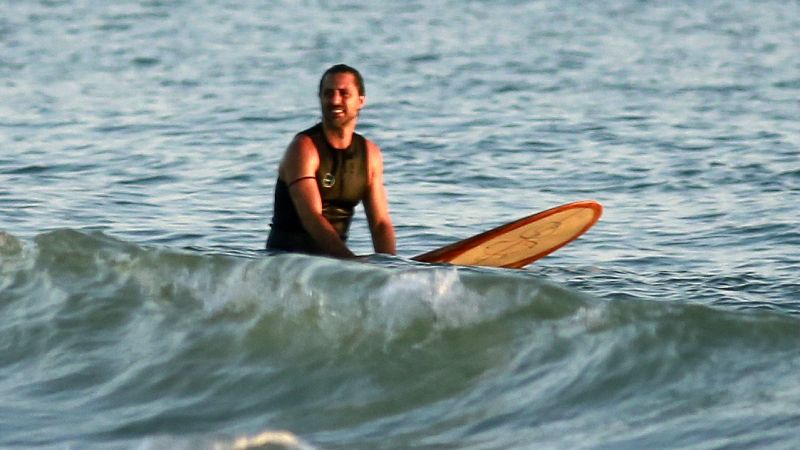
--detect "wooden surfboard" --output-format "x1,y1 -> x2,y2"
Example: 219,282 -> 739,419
412,200 -> 602,269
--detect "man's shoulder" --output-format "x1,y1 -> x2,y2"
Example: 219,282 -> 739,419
362,137 -> 384,171
285,134 -> 319,162
291,132 -> 315,146
359,134 -> 380,152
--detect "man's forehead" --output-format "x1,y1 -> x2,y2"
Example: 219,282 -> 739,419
322,72 -> 358,89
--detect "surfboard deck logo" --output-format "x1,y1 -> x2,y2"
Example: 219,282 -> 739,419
412,200 -> 602,269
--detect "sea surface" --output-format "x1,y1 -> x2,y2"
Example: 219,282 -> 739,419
2,0 -> 799,448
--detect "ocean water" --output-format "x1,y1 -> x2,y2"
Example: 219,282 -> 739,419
2,0 -> 799,448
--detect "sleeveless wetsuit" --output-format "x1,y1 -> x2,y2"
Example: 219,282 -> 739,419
266,123 -> 369,254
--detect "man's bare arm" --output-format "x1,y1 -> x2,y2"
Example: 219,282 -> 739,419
363,140 -> 396,255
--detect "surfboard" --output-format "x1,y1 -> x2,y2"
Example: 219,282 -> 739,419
412,200 -> 602,269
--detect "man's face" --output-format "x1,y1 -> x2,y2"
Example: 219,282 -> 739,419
319,72 -> 364,129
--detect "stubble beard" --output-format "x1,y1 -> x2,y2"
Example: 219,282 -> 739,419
322,109 -> 358,131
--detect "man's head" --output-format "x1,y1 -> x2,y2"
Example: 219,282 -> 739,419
318,64 -> 366,129
318,64 -> 365,97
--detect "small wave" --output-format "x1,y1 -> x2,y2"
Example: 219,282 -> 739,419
11,229 -> 800,347
5,230 -> 589,353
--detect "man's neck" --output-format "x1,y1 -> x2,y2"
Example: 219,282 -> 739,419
321,121 -> 357,149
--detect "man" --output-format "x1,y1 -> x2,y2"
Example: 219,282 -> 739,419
266,64 -> 396,258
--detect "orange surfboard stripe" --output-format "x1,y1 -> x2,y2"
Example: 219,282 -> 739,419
412,200 -> 602,268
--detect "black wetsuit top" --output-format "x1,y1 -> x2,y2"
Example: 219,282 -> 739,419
266,123 -> 369,254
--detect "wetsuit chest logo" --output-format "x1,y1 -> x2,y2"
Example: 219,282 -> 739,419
321,172 -> 335,188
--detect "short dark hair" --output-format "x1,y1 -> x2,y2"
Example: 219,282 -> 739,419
318,64 -> 365,96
